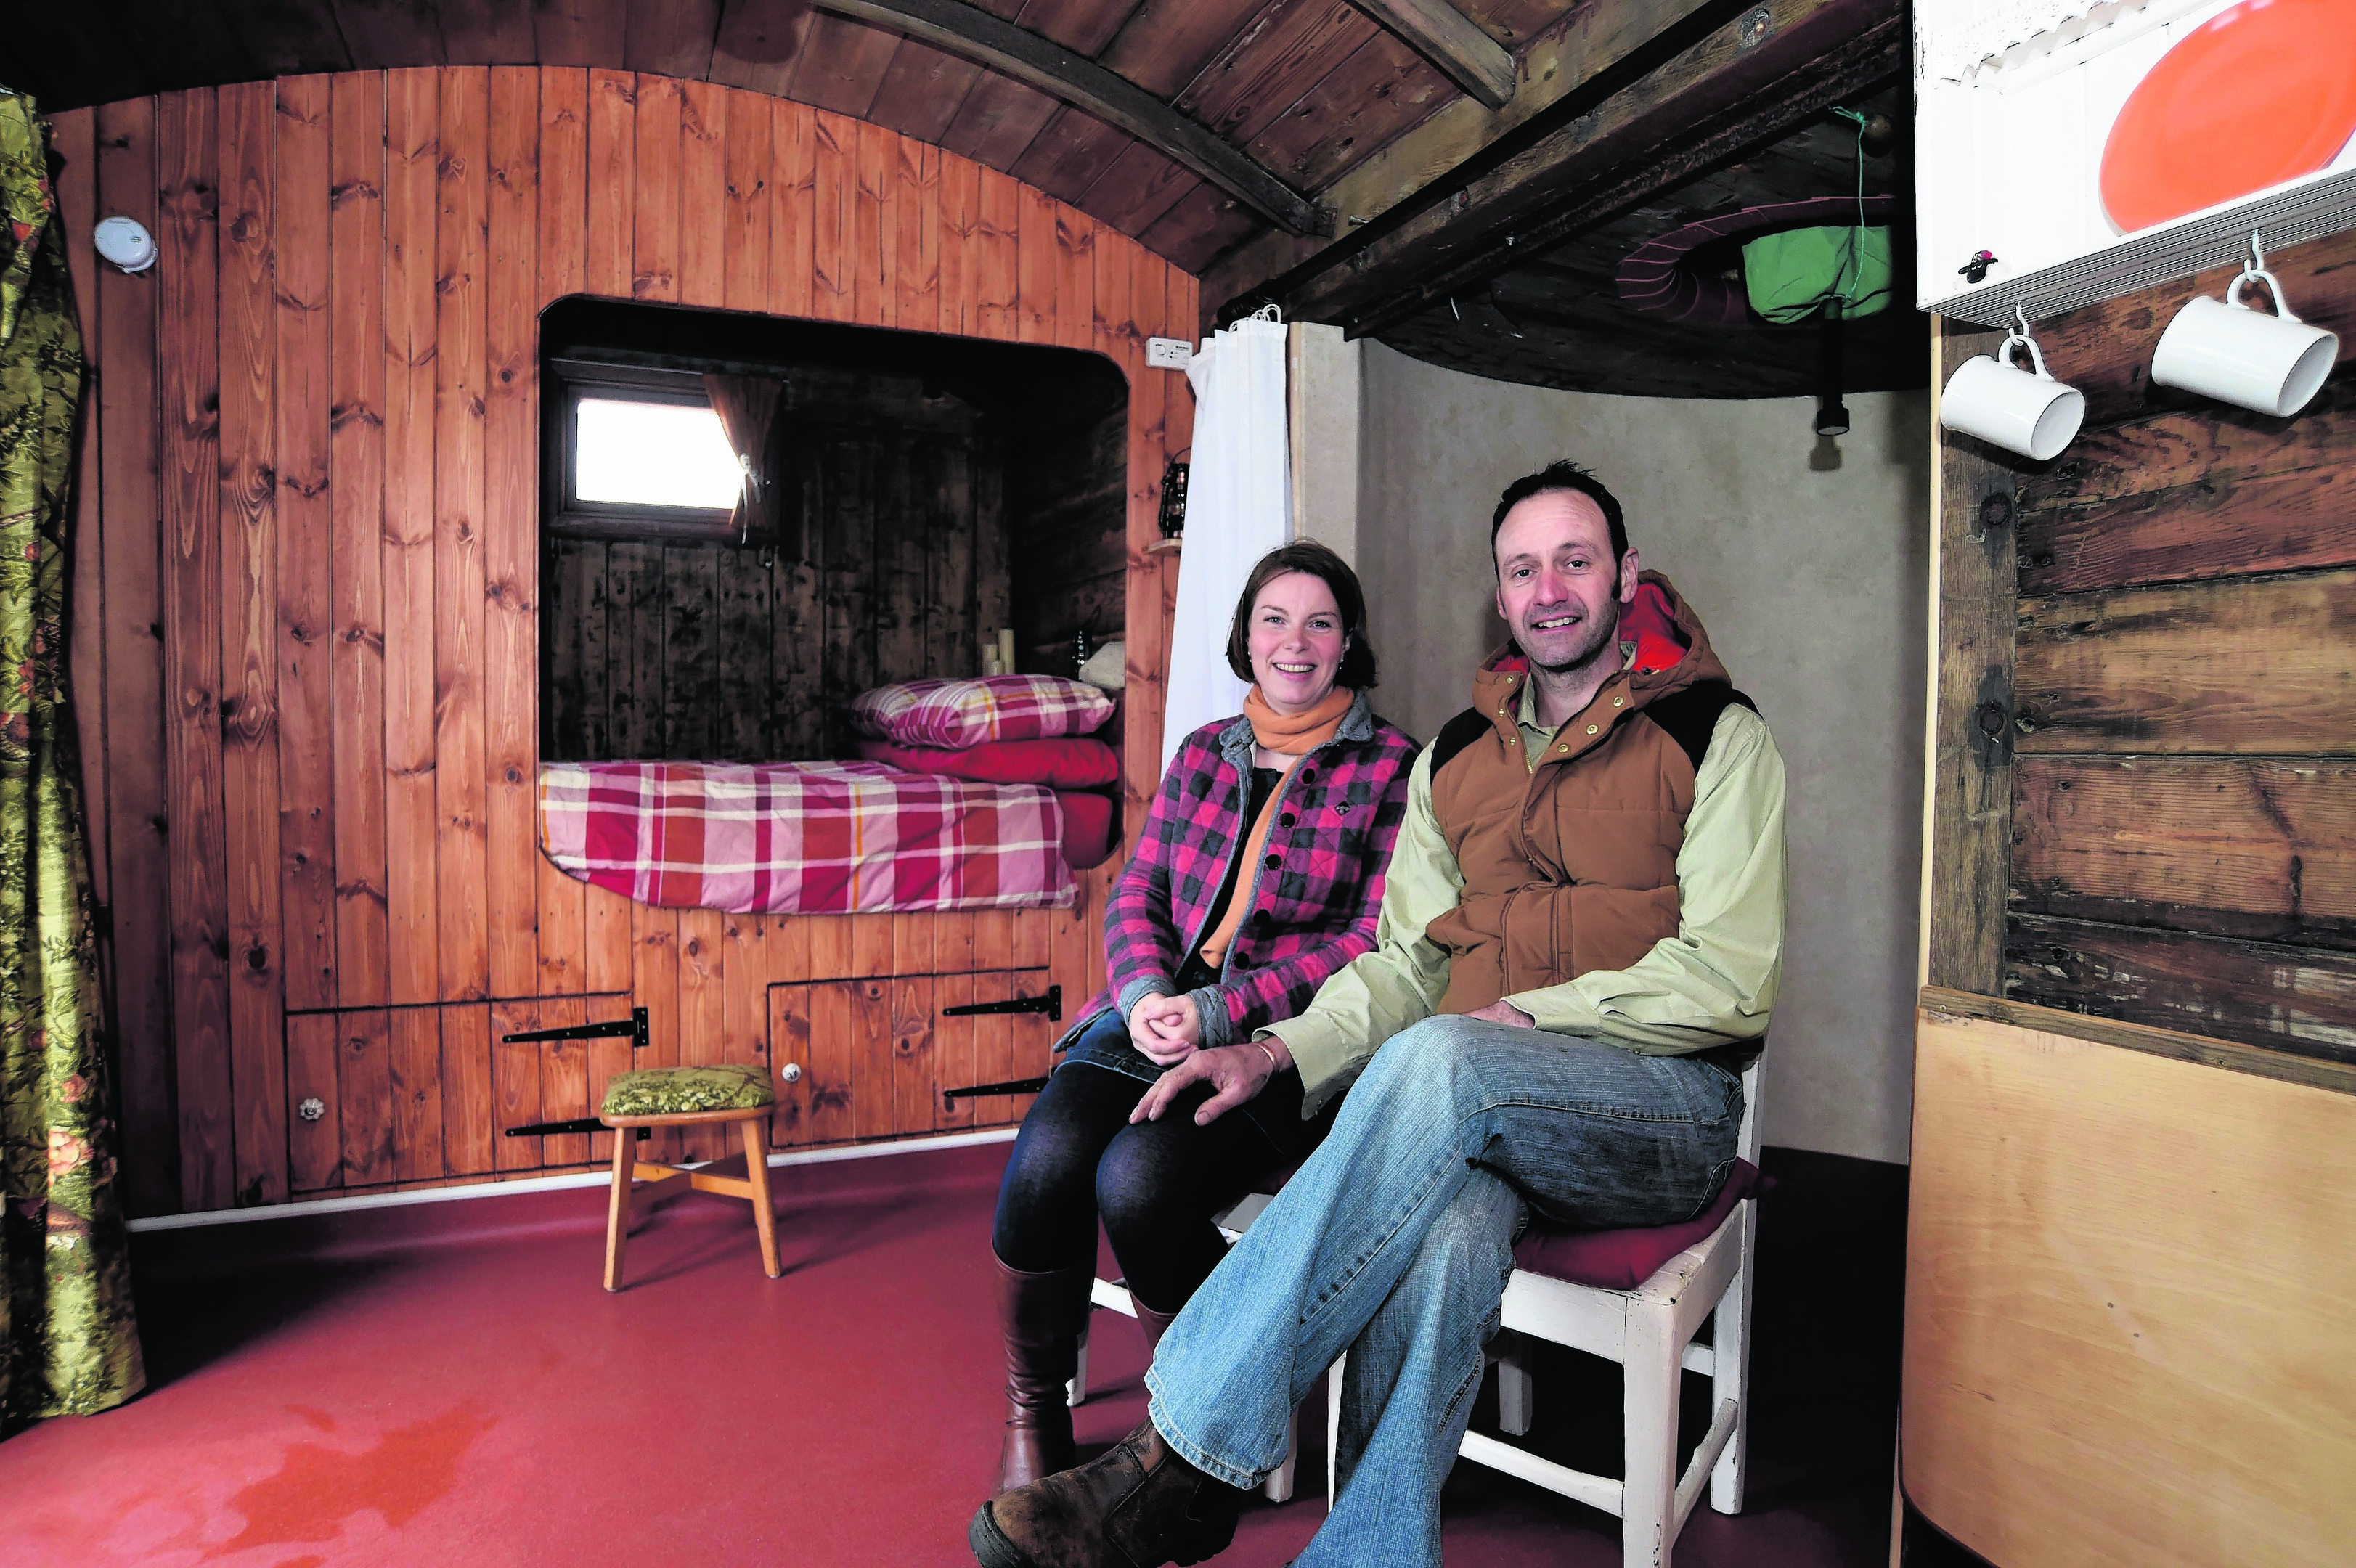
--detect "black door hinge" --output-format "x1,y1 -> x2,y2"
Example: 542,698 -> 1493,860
939,986 -> 1061,1023
941,1076 -> 1052,1108
502,1006 -> 649,1050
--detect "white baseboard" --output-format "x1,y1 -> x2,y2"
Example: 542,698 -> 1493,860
125,1125 -> 1019,1233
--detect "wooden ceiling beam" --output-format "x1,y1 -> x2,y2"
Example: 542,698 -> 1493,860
1356,0 -> 1517,111
1211,0 -> 1902,332
1343,2 -> 1907,337
1198,0 -> 1746,325
811,0 -> 1325,234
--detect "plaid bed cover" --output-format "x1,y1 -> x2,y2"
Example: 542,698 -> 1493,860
539,760 -> 1077,915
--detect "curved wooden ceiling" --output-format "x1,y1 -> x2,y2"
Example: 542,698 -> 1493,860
9,0 -> 1581,274
14,0 -> 1920,396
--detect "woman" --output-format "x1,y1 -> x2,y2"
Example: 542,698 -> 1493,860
985,541 -> 1418,1490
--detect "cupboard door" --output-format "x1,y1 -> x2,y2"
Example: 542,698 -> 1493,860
767,968 -> 1059,1144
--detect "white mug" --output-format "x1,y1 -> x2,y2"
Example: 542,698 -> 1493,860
2151,269 -> 2339,417
1939,332 -> 2085,461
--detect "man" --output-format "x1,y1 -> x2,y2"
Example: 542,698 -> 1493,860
970,461 -> 1785,1568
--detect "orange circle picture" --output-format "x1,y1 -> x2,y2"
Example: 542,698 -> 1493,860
2100,0 -> 2356,233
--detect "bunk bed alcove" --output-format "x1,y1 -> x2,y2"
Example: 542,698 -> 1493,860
534,297 -> 1133,1168
50,71 -> 1199,1221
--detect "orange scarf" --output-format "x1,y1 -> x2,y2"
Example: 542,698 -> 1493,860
1199,686 -> 1354,969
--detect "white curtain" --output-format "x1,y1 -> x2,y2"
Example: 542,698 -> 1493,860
1163,317 -> 1291,773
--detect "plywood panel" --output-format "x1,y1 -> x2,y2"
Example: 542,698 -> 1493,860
2014,571 -> 2356,756
1904,1008 -> 2356,1567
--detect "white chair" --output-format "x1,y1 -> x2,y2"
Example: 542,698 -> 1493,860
1072,1191 -> 1311,1503
1325,1056 -> 1764,1568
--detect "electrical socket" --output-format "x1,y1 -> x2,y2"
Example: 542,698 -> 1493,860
1146,336 -> 1194,369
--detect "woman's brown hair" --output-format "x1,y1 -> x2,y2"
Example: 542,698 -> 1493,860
1223,539 -> 1379,690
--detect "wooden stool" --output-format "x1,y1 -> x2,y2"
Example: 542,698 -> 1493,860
598,1063 -> 781,1292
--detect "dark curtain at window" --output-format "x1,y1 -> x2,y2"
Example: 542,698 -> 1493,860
701,375 -> 783,546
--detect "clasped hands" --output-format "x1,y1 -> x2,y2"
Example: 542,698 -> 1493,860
1122,993 -> 1532,1129
1125,992 -> 1289,1128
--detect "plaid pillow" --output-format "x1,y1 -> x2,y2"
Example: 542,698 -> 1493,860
849,674 -> 1114,749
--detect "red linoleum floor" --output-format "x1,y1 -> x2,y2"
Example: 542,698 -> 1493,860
2,1142 -> 1903,1566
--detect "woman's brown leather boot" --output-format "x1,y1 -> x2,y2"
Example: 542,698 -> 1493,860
1132,1297 -> 1181,1360
995,1256 -> 1096,1492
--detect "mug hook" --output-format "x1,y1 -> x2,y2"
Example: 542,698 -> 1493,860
2229,230 -> 2303,322
2000,303 -> 2052,380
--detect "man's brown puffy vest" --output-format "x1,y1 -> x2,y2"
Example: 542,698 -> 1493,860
1427,573 -> 1753,1016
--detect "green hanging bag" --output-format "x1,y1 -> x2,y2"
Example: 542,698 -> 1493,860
1741,224 -> 1893,322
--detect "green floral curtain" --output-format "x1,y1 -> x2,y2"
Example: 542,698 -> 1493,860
0,89 -> 143,1425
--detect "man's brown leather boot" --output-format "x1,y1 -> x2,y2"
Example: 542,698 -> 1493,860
995,1257 -> 1096,1492
969,1418 -> 1244,1568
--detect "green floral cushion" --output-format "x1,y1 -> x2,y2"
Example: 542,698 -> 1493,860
600,1063 -> 775,1118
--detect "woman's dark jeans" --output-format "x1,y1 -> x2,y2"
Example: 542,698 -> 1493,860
990,1008 -> 1332,1312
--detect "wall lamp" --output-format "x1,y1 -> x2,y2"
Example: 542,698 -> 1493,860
2151,232 -> 2338,417
93,216 -> 156,274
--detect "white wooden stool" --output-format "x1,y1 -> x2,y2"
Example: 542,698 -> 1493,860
1326,1056 -> 1764,1567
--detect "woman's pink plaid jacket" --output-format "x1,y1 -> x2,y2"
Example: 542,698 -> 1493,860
1063,689 -> 1419,1051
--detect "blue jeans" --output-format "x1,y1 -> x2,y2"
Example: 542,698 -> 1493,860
1142,1014 -> 1743,1567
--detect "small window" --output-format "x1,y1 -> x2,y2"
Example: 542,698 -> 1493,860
574,397 -> 743,509
546,359 -> 747,541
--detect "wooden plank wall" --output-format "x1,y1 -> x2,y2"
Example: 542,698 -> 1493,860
1011,404 -> 1128,669
542,427 -> 1013,764
1930,232 -> 2356,1063
52,72 -> 1192,1216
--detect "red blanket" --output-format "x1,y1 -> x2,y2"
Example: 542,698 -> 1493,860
539,760 -> 1077,915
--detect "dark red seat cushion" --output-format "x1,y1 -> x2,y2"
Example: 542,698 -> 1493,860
1510,1159 -> 1761,1290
